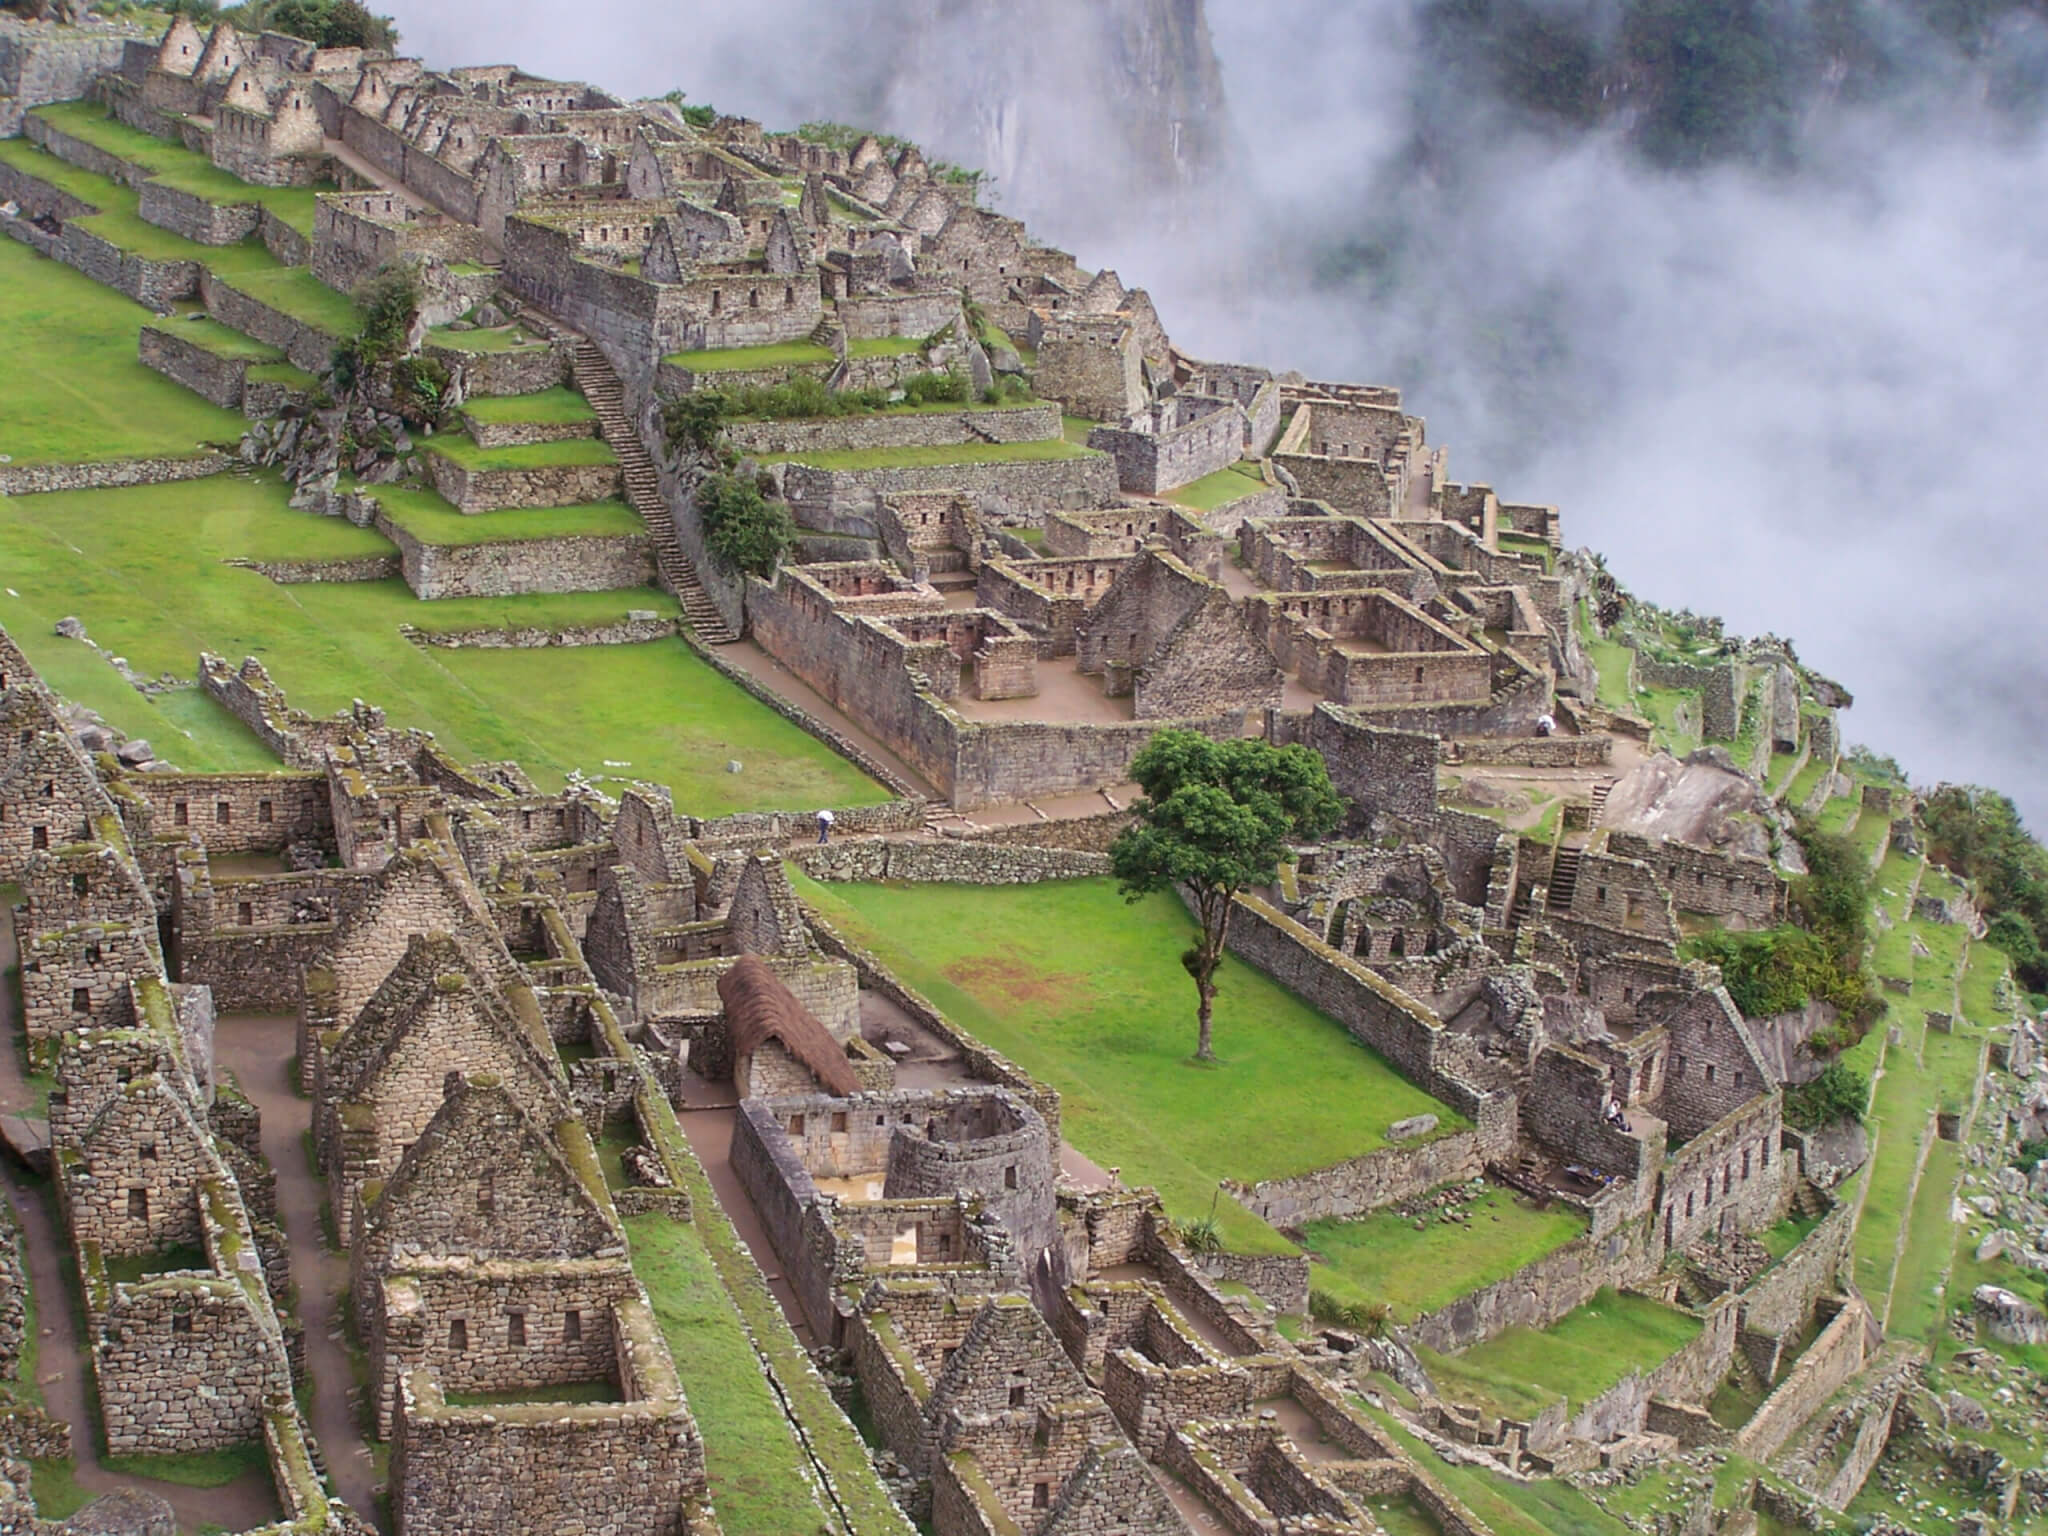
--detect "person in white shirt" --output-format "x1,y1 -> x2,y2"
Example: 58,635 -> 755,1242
816,808 -> 836,844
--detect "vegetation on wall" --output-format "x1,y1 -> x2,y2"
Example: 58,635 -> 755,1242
103,0 -> 399,49
1782,1060 -> 1869,1131
696,472 -> 793,579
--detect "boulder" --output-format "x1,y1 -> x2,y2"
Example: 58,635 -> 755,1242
115,738 -> 154,766
57,1487 -> 177,1536
1973,1284 -> 2048,1346
1387,1113 -> 1439,1142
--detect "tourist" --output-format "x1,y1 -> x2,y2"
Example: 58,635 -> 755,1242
1536,713 -> 1557,737
816,807 -> 836,844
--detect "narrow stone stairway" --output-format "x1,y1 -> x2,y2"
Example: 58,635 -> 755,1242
569,339 -> 738,643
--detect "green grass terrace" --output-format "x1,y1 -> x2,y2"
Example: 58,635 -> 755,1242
360,483 -> 644,546
419,433 -> 619,473
460,387 -> 598,427
0,473 -> 886,814
0,136 -> 284,272
665,340 -> 836,373
1417,1288 -> 1703,1423
0,236 -> 245,464
792,876 -> 1465,1254
762,438 -> 1100,472
1301,1182 -> 1588,1321
1162,461 -> 1269,512
32,101 -> 327,235
426,321 -> 552,354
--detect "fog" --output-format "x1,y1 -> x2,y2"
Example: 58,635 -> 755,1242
386,0 -> 2048,822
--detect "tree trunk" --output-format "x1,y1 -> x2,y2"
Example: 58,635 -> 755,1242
1189,890 -> 1233,1062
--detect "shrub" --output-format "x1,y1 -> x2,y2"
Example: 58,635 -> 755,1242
1178,1217 -> 1222,1257
660,393 -> 729,457
1683,925 -> 1876,1024
1782,1062 -> 1868,1131
902,370 -> 968,406
697,473 -> 792,579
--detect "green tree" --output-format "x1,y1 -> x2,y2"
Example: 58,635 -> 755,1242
697,472 -> 792,579
1109,731 -> 1343,1061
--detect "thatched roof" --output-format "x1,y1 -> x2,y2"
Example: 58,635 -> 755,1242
717,955 -> 859,1096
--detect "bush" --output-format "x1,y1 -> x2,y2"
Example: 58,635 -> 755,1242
259,0 -> 396,49
697,473 -> 792,579
1683,925 -> 1876,1023
1782,1062 -> 1868,1131
902,370 -> 968,406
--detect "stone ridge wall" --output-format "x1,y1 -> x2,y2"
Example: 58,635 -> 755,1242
421,450 -> 622,515
0,159 -> 204,309
1444,735 -> 1613,768
791,839 -> 1110,884
140,323 -> 249,410
691,799 -> 925,846
781,453 -> 1118,527
93,1277 -> 285,1453
950,710 -> 1246,813
0,26 -> 136,135
201,271 -> 343,371
725,404 -> 1061,458
1088,404 -> 1243,496
805,909 -> 1062,1148
1230,1127 -> 1488,1228
136,178 -> 259,245
1400,1216 -> 1657,1355
0,1197 -> 23,1382
375,510 -> 655,600
426,340 -> 573,398
957,809 -> 1131,853
0,452 -> 231,496
401,615 -> 680,649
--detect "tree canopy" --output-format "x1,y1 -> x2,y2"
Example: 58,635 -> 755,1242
1110,731 -> 1343,1061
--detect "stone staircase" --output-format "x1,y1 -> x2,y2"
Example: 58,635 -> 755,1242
570,340 -> 736,644
809,314 -> 845,355
1589,778 -> 1615,829
1546,846 -> 1584,912
1788,1178 -> 1830,1222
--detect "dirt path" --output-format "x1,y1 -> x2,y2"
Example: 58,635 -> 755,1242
210,1014 -> 383,1530
0,914 -> 278,1533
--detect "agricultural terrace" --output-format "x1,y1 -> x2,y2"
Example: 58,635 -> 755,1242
791,875 -> 1466,1253
0,237 -> 246,465
0,474 -> 886,815
1415,1288 -> 1703,1423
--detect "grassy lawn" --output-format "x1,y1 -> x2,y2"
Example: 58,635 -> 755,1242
792,877 -> 1464,1254
421,434 -> 618,472
1061,415 -> 1099,445
1301,1183 -> 1587,1320
1584,622 -> 1635,715
461,387 -> 597,426
426,323 -> 550,354
246,360 -> 318,390
0,237 -> 247,464
1164,462 -> 1268,512
766,438 -> 1099,472
0,475 -> 885,814
1497,532 -> 1556,572
33,101 -> 326,234
1416,1289 -> 1702,1422
161,311 -> 288,363
1783,750 -> 1834,809
1815,792 -> 1859,837
216,263 -> 361,337
1636,684 -> 1701,757
1757,1208 -> 1824,1263
0,139 -> 287,274
1886,1138 -> 1962,1345
362,484 -> 644,546
666,341 -> 835,373
847,335 -> 925,357
103,1439 -> 273,1488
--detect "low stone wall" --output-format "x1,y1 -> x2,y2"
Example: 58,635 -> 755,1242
137,179 -> 260,246
139,324 -> 247,409
401,616 -> 681,649
1230,1128 -> 1489,1228
421,449 -> 623,514
429,340 -> 572,398
201,271 -> 343,373
0,159 -> 204,309
691,798 -> 925,846
1402,1216 -> 1658,1355
1443,735 -> 1614,768
231,552 -> 401,584
956,809 -> 1131,853
0,453 -> 231,496
791,839 -> 1110,884
462,414 -> 599,450
725,404 -> 1062,458
781,452 -> 1117,527
375,510 -> 655,600
1736,1193 -> 1855,1340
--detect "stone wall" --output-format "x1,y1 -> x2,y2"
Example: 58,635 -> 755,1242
1086,404 -> 1244,496
1735,1297 -> 1872,1460
1402,1218 -> 1658,1356
1607,831 -> 1784,927
376,512 -> 655,600
725,403 -> 1062,458
138,324 -> 248,409
201,270 -> 346,371
792,839 -> 1110,885
91,1272 -> 287,1454
421,449 -> 623,515
780,453 -> 1117,529
1445,735 -> 1614,769
1229,1128 -> 1488,1228
1657,1092 -> 1786,1253
0,452 -> 231,497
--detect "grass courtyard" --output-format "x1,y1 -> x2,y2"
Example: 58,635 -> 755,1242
0,473 -> 886,814
1301,1183 -> 1588,1321
0,236 -> 246,465
791,876 -> 1464,1254
360,483 -> 645,546
1416,1288 -> 1703,1423
666,341 -> 836,373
